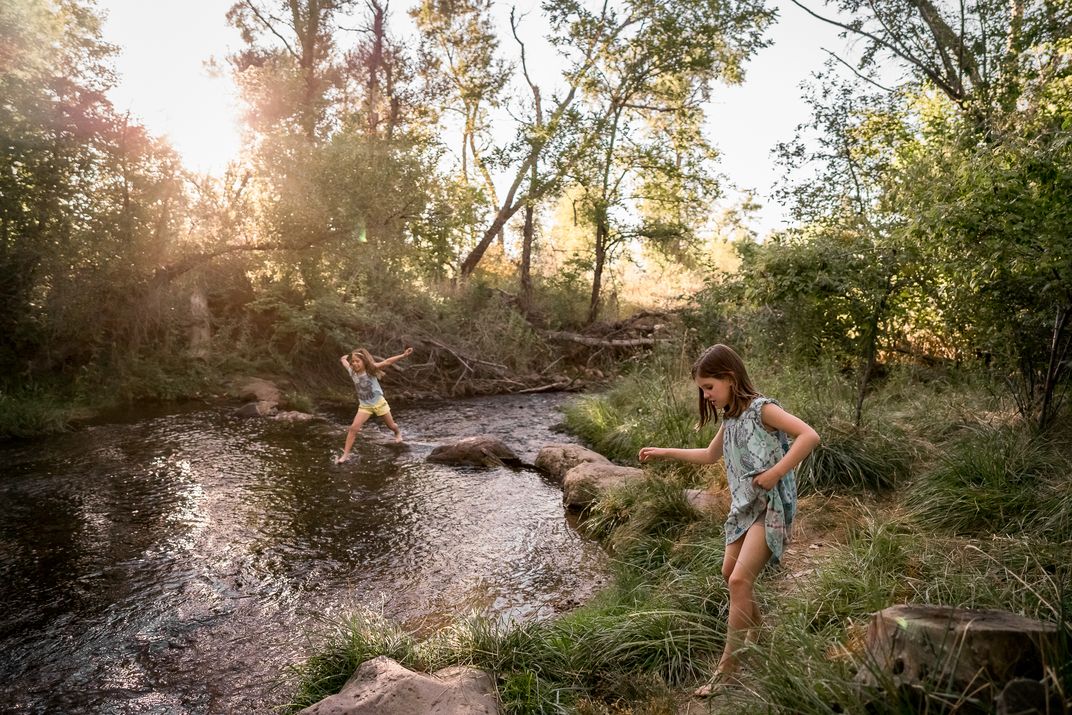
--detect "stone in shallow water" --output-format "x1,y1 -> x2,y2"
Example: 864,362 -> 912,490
534,443 -> 609,483
298,656 -> 500,715
426,435 -> 520,467
561,462 -> 645,509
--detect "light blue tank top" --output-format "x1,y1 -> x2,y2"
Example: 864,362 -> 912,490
345,365 -> 384,406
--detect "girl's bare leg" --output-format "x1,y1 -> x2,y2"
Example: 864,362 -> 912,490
719,520 -> 771,674
338,410 -> 372,462
381,412 -> 403,443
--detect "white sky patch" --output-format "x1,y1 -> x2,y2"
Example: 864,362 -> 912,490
100,0 -> 243,176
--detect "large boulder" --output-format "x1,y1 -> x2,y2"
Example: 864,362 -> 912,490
427,436 -> 521,468
234,401 -> 277,418
231,377 -> 283,418
298,656 -> 500,715
535,443 -> 610,483
562,462 -> 645,509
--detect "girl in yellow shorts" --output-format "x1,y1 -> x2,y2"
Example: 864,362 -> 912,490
335,346 -> 413,463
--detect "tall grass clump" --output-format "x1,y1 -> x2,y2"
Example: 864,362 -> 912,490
905,425 -> 1069,536
283,610 -> 422,712
0,388 -> 73,438
562,352 -> 712,466
784,516 -> 914,632
582,474 -> 707,544
796,421 -> 914,494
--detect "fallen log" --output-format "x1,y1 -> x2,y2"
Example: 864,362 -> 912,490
544,331 -> 668,348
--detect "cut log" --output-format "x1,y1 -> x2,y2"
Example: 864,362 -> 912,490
856,604 -> 1061,698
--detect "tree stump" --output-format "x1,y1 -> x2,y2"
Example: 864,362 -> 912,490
856,604 -> 1061,704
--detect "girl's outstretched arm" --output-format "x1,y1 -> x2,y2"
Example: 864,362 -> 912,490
752,404 -> 820,490
639,425 -> 724,465
373,346 -> 414,370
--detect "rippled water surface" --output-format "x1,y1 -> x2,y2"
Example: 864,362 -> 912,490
0,393 -> 608,713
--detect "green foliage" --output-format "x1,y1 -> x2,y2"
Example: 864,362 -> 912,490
582,474 -> 705,545
0,388 -> 74,438
905,425 -> 1071,536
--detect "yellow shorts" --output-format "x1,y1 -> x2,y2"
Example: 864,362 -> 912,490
357,397 -> 391,417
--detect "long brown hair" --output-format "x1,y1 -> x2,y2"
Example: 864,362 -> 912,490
691,344 -> 759,427
349,348 -> 385,379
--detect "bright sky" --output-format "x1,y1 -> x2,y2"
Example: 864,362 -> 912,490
99,0 -> 853,236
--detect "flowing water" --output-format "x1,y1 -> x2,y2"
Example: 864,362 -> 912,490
0,393 -> 608,713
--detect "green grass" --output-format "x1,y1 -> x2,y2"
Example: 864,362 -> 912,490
905,425 -> 1070,536
0,388 -> 74,438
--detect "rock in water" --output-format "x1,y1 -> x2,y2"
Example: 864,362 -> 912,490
426,435 -> 520,467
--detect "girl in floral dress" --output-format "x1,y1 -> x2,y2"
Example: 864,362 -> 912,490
639,344 -> 820,692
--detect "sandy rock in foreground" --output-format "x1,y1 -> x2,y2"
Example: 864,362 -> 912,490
299,656 -> 500,715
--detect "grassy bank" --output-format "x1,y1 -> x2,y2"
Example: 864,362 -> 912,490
280,350 -> 1071,713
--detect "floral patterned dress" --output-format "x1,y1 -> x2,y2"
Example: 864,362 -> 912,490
722,396 -> 797,565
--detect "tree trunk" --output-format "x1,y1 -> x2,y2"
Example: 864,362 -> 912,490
519,202 -> 534,314
1038,304 -> 1070,430
588,217 -> 608,324
189,286 -> 211,359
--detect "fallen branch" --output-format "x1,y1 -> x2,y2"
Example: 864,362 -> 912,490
518,379 -> 574,393
544,331 -> 668,348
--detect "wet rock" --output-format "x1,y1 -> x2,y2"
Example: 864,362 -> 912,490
427,436 -> 520,467
298,655 -> 499,715
273,410 -> 317,422
231,377 -> 282,406
234,401 -> 277,418
534,443 -> 610,483
562,462 -> 645,509
855,604 -> 1061,706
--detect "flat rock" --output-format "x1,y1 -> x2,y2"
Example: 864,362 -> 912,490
535,443 -> 610,483
562,462 -> 645,509
427,435 -> 520,467
274,410 -> 318,422
298,656 -> 500,715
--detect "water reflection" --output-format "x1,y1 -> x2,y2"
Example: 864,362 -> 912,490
0,393 -> 607,713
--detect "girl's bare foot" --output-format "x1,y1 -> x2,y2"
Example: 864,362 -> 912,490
394,432 -> 404,443
335,453 -> 350,464
693,668 -> 739,697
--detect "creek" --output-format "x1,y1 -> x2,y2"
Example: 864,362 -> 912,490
0,392 -> 608,713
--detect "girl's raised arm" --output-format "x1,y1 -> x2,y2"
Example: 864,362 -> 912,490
639,425 -> 724,465
373,347 -> 414,370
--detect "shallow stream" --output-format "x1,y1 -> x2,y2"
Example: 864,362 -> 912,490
0,393 -> 608,713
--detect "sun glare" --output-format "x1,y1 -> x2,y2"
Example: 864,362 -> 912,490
100,0 -> 242,176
